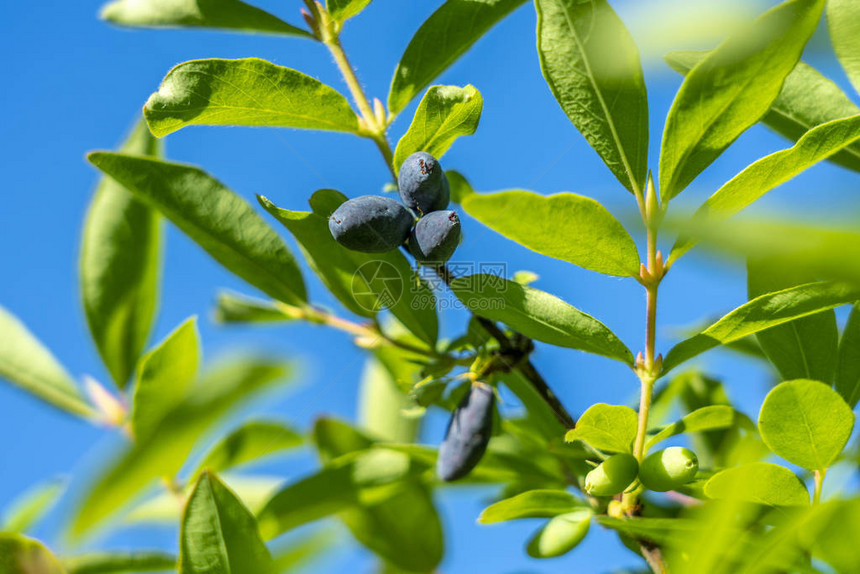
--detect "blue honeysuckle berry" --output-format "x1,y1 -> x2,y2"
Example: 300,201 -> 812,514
328,195 -> 414,253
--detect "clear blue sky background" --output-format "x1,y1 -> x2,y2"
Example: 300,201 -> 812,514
1,0 -> 859,572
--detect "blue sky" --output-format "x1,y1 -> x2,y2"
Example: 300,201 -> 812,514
1,0 -> 859,571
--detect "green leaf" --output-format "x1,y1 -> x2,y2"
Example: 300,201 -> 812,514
526,509 -> 592,559
144,58 -> 359,137
87,152 -> 306,306
70,357 -> 291,540
213,291 -> 296,324
100,0 -> 311,37
1,479 -> 64,535
327,0 -> 372,24
566,403 -> 637,454
704,462 -> 810,506
827,0 -> 860,96
747,260 -> 839,383
358,354 -> 420,443
463,190 -> 640,276
662,282 -> 860,374
659,0 -> 825,201
132,317 -> 199,442
445,170 -> 475,204
595,516 -> 698,547
0,534 -> 64,574
758,379 -> 854,470
63,552 -> 176,574
646,405 -> 738,450
836,304 -> 860,408
665,53 -> 860,174
535,0 -> 648,195
194,420 -> 302,475
388,0 -> 526,115
81,120 -> 162,389
478,489 -> 582,523
271,531 -> 333,573
180,472 -> 275,574
0,305 -> 92,418
450,275 -> 634,365
670,114 -> 860,262
393,85 -> 483,174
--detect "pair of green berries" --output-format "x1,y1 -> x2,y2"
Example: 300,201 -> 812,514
584,446 -> 699,496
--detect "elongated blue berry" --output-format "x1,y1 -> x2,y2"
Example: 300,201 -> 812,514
398,152 -> 450,214
328,195 -> 413,253
437,382 -> 494,481
409,210 -> 461,262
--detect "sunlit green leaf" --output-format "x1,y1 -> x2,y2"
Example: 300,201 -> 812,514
526,509 -> 592,558
0,534 -> 64,574
63,551 -> 175,574
704,462 -> 810,506
463,191 -> 640,277
327,0 -> 372,24
450,275 -> 634,364
213,291 -> 296,324
479,489 -> 582,523
393,85 -> 483,173
180,472 -> 275,573
758,379 -> 854,470
194,420 -> 302,476
1,479 -> 64,535
88,153 -> 307,306
566,403 -> 637,453
0,305 -> 92,418
659,0 -> 825,201
827,0 -> 860,96
388,0 -> 526,115
536,0 -> 648,195
144,58 -> 358,137
646,405 -> 738,450
445,170 -> 475,204
81,120 -> 162,389
100,0 -> 310,37
836,304 -> 860,408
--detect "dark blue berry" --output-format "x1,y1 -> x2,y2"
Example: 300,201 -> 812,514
409,210 -> 461,263
329,195 -> 413,253
398,152 -> 450,214
437,382 -> 494,482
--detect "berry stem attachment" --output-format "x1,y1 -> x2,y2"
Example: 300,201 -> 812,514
813,468 -> 827,504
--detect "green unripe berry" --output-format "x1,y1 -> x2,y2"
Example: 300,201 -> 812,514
584,453 -> 638,497
526,509 -> 592,558
640,446 -> 699,492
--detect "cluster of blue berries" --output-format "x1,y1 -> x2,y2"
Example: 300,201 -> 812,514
328,152 -> 461,263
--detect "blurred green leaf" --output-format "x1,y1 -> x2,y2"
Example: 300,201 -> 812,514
566,403 -> 637,453
536,0 -> 648,195
81,120 -> 162,390
1,479 -> 65,535
0,305 -> 92,418
272,532 -> 333,573
526,509 -> 592,558
0,534 -> 64,574
758,379 -> 854,470
132,317 -> 199,442
213,291 -> 296,324
808,498 -> 860,573
388,0 -> 526,115
393,85 -> 482,174
445,170 -> 475,204
327,0 -> 372,24
87,153 -> 307,306
180,472 -> 275,573
62,552 -> 175,574
704,462 -> 810,506
836,304 -> 860,408
498,369 -> 567,440
450,275 -> 634,365
646,406 -> 738,450
596,516 -> 698,547
659,0 -> 825,201
99,0 -> 310,37
463,190 -> 640,277
827,0 -> 860,96
194,420 -> 303,476
479,489 -> 582,523
358,354 -> 420,443
662,282 -> 860,374
665,53 -> 860,174
144,58 -> 358,137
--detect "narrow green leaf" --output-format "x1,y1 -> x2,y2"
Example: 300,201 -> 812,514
213,291 -> 296,324
180,472 -> 275,574
194,420 -> 302,475
393,85 -> 483,174
132,317 -> 199,442
70,358 -> 291,539
747,260 -> 839,383
327,0 -> 372,24
479,489 -> 582,523
63,552 -> 175,574
463,190 -> 640,276
758,379 -> 854,470
646,405 -> 738,450
659,0 -> 825,201
100,0 -> 311,37
665,53 -> 860,174
388,0 -> 526,115
526,509 -> 592,559
1,479 -> 64,535
358,354 -> 420,443
535,0 -> 648,195
662,282 -> 860,374
87,152 -> 306,305
144,58 -> 359,137
704,462 -> 810,506
566,403 -> 637,454
0,534 -> 64,574
827,0 -> 860,96
836,304 -> 860,408
0,305 -> 92,418
450,275 -> 634,365
82,120 -> 162,389
670,114 -> 860,262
